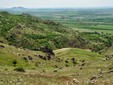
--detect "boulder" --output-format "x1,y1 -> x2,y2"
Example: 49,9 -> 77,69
28,56 -> 33,60
40,46 -> 55,55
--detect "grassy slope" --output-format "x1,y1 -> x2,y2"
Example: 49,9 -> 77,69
1,42 -> 113,85
55,48 -> 113,85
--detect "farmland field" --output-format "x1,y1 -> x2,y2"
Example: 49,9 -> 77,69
26,8 -> 113,34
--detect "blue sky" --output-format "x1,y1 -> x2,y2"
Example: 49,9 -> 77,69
0,0 -> 113,8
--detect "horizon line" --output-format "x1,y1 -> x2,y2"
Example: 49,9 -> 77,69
0,6 -> 113,9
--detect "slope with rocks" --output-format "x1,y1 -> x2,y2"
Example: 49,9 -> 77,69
0,43 -> 112,85
0,11 -> 91,51
1,42 -> 113,85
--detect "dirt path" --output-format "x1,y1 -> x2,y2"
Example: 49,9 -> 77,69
54,48 -> 71,53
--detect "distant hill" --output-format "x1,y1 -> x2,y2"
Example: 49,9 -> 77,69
8,7 -> 27,11
0,7 -> 29,13
0,7 -> 71,14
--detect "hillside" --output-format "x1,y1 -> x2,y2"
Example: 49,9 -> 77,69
0,11 -> 113,53
0,42 -> 111,85
0,11 -> 113,84
1,42 -> 113,85
0,11 -> 91,50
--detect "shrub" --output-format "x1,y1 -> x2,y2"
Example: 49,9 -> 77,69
65,64 -> 69,67
73,61 -> 78,65
12,59 -> 17,66
14,67 -> 25,72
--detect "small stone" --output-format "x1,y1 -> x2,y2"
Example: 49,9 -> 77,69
73,78 -> 79,84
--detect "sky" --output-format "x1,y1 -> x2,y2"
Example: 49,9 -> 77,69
0,0 -> 113,8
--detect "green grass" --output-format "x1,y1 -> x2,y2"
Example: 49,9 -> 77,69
1,42 -> 113,85
0,42 -> 104,84
55,48 -> 103,59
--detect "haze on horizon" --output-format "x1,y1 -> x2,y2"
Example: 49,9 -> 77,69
0,0 -> 113,8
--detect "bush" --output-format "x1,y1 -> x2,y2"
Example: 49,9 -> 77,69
12,59 -> 17,66
65,64 -> 69,67
14,67 -> 25,72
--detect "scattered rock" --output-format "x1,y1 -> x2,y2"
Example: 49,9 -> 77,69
43,57 -> 47,60
107,67 -> 113,73
97,75 -> 103,78
54,65 -> 58,68
71,58 -> 76,61
38,54 -> 53,60
88,76 -> 97,84
28,56 -> 33,60
81,63 -> 85,66
18,53 -> 21,56
102,58 -> 107,61
23,57 -> 27,61
56,58 -> 62,62
39,55 -> 47,60
90,76 -> 97,80
106,54 -> 113,60
109,69 -> 113,73
35,62 -> 41,67
73,78 -> 79,85
71,58 -> 77,64
40,46 -> 55,55
98,69 -> 103,74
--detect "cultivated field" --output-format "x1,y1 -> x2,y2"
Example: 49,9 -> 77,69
27,8 -> 113,34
